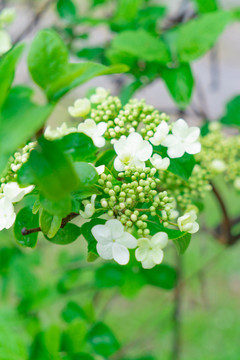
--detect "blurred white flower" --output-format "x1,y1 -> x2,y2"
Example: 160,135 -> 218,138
0,30 -> 11,56
92,219 -> 137,265
114,132 -> 152,171
44,122 -> 76,140
149,121 -> 169,146
210,159 -> 226,173
3,182 -> 34,203
135,232 -> 168,269
150,154 -> 170,170
0,8 -> 15,25
78,119 -> 107,148
0,197 -> 16,230
177,210 -> 199,234
90,87 -> 109,104
80,195 -> 96,219
162,119 -> 201,158
95,165 -> 105,175
68,98 -> 91,118
234,177 -> 240,190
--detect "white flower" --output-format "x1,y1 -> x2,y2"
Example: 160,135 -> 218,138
234,177 -> 240,190
90,87 -> 109,104
149,121 -> 169,146
177,210 -> 199,234
95,165 -> 105,175
162,119 -> 201,158
3,182 -> 34,203
0,8 -> 15,25
44,122 -> 76,140
0,30 -> 11,56
80,195 -> 96,219
0,197 -> 16,230
135,232 -> 168,269
68,98 -> 91,118
114,132 -> 153,171
78,119 -> 107,148
92,219 -> 137,265
210,159 -> 226,173
150,154 -> 170,170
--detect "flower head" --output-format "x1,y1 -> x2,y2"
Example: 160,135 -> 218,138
78,119 -> 107,148
177,210 -> 199,234
0,197 -> 16,230
68,98 -> 91,118
150,154 -> 170,170
92,219 -> 137,265
90,87 -> 109,104
162,119 -> 201,158
44,122 -> 76,140
114,132 -> 153,171
80,195 -> 96,219
3,182 -> 34,203
135,232 -> 168,269
149,121 -> 169,146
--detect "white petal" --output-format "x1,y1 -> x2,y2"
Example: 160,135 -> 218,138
114,157 -> 125,171
149,135 -> 162,146
93,136 -> 105,148
95,165 -> 105,174
114,137 -> 128,156
131,158 -> 145,169
188,222 -> 199,234
135,247 -> 148,262
117,232 -> 137,249
112,243 -> 130,265
4,212 -> 16,229
184,141 -> 201,155
167,144 -> 185,158
3,183 -> 34,203
162,135 -> 178,147
151,232 -> 168,248
135,141 -> 153,161
152,249 -> 164,264
127,132 -> 143,150
91,225 -> 112,244
186,127 -> 200,143
106,219 -> 124,239
141,255 -> 156,269
157,121 -> 169,136
172,119 -> 189,139
96,122 -> 107,136
97,243 -> 113,260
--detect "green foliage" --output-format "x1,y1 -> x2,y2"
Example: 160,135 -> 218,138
56,0 -> 77,22
87,322 -> 120,357
161,63 -> 194,109
62,301 -> 87,323
81,218 -> 106,261
39,208 -> 62,238
45,223 -> 81,245
142,264 -> 177,289
28,29 -> 128,101
14,207 -> 39,247
111,29 -> 170,63
173,233 -> 192,254
192,0 -> 218,13
170,11 -> 231,62
220,95 -> 240,127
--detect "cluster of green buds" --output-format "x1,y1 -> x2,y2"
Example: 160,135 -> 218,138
196,122 -> 240,190
98,166 -> 176,236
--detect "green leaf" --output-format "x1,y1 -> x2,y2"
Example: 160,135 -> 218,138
40,195 -> 72,218
111,29 -> 170,63
146,217 -> 183,240
220,95 -> 240,127
45,223 -> 81,245
74,162 -> 98,187
142,264 -> 177,290
81,218 -> 106,260
62,301 -> 87,323
14,207 -> 39,248
28,29 -> 128,101
27,137 -> 80,201
170,11 -> 231,62
56,0 -> 77,21
62,320 -> 87,355
95,264 -> 125,288
30,325 -> 61,360
0,86 -> 53,176
191,0 -> 218,13
154,145 -> 196,181
161,63 -> 194,109
39,208 -> 62,238
173,232 -> 191,254
0,44 -> 24,109
87,322 -> 120,357
119,80 -> 143,105
114,0 -> 143,22
56,133 -> 97,162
